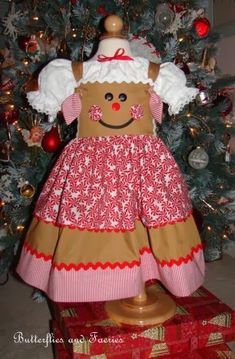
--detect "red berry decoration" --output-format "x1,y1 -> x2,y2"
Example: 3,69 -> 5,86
174,4 -> 186,13
18,36 -> 31,51
0,104 -> 19,124
41,126 -> 62,152
193,18 -> 211,38
169,3 -> 186,13
97,6 -> 109,16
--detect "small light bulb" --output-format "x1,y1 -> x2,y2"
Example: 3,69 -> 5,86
207,226 -> 212,231
32,16 -> 39,21
16,225 -> 25,232
23,59 -> 29,66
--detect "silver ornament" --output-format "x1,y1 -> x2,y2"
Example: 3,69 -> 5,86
196,89 -> 217,106
155,3 -> 175,30
187,62 -> 199,72
188,147 -> 209,169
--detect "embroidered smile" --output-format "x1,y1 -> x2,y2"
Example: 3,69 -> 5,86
99,118 -> 134,129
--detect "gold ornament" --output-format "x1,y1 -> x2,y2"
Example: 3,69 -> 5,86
201,47 -> 216,73
20,182 -> 35,199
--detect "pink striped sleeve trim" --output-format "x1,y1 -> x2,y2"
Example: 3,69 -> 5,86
61,93 -> 81,125
149,91 -> 163,124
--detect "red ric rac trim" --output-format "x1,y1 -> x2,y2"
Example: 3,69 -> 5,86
52,261 -> 140,271
147,211 -> 192,229
23,242 -> 52,261
33,211 -> 192,233
24,242 -> 203,271
140,243 -> 204,267
33,214 -> 135,232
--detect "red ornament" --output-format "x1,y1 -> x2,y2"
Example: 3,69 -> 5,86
71,0 -> 77,4
18,36 -> 31,51
0,105 -> 19,124
193,18 -> 211,38
41,126 -> 62,152
26,35 -> 40,58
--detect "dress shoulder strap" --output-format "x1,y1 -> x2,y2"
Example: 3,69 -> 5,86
148,62 -> 160,81
72,61 -> 83,82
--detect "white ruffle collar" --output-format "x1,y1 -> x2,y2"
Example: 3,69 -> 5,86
78,57 -> 153,86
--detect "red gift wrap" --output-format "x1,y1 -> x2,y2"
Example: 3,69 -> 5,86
51,286 -> 235,358
53,321 -> 235,359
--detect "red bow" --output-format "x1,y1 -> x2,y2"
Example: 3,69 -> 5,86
97,48 -> 133,62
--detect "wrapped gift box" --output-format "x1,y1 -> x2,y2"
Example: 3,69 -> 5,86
51,286 -> 235,358
52,320 -> 235,359
53,321 -> 70,359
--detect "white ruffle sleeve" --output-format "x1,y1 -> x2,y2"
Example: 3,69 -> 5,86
27,59 -> 77,121
154,62 -> 199,115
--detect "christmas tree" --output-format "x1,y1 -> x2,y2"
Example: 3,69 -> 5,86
0,0 -> 235,279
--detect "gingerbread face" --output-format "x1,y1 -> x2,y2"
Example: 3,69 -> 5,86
77,82 -> 154,137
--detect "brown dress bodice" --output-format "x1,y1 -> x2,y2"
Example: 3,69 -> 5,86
72,61 -> 160,138
76,82 -> 154,137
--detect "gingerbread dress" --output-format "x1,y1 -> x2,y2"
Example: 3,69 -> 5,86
17,54 -> 205,302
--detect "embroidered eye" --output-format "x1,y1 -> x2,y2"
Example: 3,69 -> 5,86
119,93 -> 127,102
105,93 -> 113,101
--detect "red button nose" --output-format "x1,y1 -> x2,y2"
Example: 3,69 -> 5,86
112,102 -> 120,111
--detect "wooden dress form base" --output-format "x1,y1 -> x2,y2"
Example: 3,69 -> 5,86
105,285 -> 176,326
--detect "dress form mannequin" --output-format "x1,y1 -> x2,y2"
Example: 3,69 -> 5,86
99,15 -> 177,326
90,15 -> 133,59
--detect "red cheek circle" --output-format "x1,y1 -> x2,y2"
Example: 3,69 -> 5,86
112,102 -> 121,111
